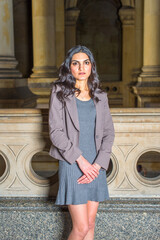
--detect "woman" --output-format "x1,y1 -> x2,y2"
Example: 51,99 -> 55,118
49,45 -> 115,240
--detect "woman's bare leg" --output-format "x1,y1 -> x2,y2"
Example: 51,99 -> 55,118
68,204 -> 89,240
83,201 -> 99,240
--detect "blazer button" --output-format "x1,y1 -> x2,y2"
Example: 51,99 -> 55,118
96,135 -> 99,139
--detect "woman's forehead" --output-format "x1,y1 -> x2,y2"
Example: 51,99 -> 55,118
71,52 -> 89,61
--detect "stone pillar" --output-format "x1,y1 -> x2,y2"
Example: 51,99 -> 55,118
0,0 -> 35,108
13,0 -> 33,78
55,0 -> 65,68
119,6 -> 136,107
28,0 -> 57,108
65,7 -> 80,54
132,0 -> 143,79
133,0 -> 160,107
0,1 -> 24,107
0,0 -> 20,77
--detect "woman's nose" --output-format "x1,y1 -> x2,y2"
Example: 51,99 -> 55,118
79,63 -> 83,70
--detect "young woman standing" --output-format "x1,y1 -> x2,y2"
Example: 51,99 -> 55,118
49,45 -> 115,240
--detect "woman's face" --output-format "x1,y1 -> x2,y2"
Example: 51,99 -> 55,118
70,52 -> 92,82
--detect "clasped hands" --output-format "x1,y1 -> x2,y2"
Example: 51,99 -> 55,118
76,155 -> 101,184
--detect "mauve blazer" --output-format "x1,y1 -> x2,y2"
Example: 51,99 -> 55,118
49,85 -> 115,170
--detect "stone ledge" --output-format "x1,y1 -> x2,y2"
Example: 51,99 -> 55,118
0,197 -> 159,213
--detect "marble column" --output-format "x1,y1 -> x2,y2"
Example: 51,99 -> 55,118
28,0 -> 57,108
0,0 -> 35,108
119,6 -> 136,107
65,7 -> 80,54
133,0 -> 160,107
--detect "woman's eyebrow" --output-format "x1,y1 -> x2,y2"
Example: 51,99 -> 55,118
71,58 -> 90,62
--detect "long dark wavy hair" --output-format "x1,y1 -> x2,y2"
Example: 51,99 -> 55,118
54,45 -> 102,102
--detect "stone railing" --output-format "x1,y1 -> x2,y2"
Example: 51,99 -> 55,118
0,108 -> 160,198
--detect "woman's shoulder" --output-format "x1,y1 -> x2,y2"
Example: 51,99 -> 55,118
51,83 -> 62,93
95,89 -> 107,100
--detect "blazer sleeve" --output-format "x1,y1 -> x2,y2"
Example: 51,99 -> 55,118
49,87 -> 82,164
94,94 -> 115,170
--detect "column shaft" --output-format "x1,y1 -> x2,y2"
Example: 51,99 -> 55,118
133,0 -> 143,76
0,0 -> 36,108
65,8 -> 80,54
119,7 -> 136,107
143,0 -> 160,70
28,0 -> 57,108
31,0 -> 56,77
55,0 -> 65,68
0,0 -> 21,78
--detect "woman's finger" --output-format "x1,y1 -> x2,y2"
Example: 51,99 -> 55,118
77,174 -> 87,182
78,175 -> 93,184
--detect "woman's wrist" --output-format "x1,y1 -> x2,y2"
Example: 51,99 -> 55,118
76,155 -> 83,163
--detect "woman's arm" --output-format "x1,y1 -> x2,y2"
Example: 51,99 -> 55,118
94,95 -> 115,170
49,88 -> 82,164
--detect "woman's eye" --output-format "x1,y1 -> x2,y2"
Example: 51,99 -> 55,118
85,61 -> 90,65
72,62 -> 78,66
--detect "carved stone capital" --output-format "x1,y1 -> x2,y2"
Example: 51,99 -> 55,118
119,7 -> 135,25
65,8 -> 80,26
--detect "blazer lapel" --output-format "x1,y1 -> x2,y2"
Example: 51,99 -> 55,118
65,94 -> 80,131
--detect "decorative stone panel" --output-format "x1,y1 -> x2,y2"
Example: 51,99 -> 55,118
0,108 -> 159,198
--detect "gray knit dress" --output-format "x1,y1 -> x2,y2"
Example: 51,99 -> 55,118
55,98 -> 109,205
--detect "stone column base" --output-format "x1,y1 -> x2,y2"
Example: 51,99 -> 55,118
133,76 -> 160,107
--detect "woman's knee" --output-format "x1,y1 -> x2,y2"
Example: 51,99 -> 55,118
73,223 -> 89,238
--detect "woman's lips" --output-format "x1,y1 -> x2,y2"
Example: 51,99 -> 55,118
78,72 -> 85,75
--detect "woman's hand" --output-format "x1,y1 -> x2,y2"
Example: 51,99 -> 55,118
76,155 -> 99,182
76,156 -> 101,184
78,163 -> 101,184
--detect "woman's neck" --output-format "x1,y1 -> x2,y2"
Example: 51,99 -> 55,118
75,80 -> 88,91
